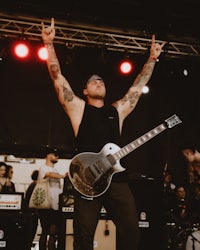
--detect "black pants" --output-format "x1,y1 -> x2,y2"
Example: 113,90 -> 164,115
73,182 -> 140,250
38,209 -> 62,250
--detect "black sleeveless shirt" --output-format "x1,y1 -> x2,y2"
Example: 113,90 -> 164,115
76,104 -> 120,153
76,104 -> 128,182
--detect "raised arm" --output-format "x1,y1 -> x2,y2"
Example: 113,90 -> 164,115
41,18 -> 85,136
113,35 -> 166,129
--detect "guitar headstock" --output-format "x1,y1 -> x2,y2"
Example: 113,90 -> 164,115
165,114 -> 182,128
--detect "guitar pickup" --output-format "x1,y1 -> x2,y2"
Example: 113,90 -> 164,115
106,154 -> 116,165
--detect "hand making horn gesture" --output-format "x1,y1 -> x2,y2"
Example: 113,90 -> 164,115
41,17 -> 55,44
150,34 -> 166,60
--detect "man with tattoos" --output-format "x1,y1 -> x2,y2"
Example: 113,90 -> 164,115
181,144 -> 200,184
41,18 -> 165,250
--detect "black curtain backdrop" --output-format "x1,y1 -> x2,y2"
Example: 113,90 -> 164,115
0,43 -> 200,183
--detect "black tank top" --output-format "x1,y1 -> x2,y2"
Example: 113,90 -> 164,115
76,104 -> 120,153
76,104 -> 128,182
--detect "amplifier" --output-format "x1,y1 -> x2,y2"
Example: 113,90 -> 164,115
61,206 -> 150,228
61,206 -> 107,215
0,211 -> 33,250
59,191 -> 152,250
0,193 -> 24,211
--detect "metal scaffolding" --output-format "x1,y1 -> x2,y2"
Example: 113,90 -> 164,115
0,12 -> 200,57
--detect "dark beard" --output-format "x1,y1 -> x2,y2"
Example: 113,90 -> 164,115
51,159 -> 58,164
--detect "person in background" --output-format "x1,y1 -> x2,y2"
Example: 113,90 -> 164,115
180,143 -> 200,184
0,161 -> 7,192
37,148 -> 68,250
178,143 -> 200,209
164,171 -> 176,193
163,171 -> 176,213
4,164 -> 16,193
188,183 -> 200,225
23,170 -> 39,250
41,17 -> 165,250
167,185 -> 191,228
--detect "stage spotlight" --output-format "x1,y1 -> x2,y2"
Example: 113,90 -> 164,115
183,68 -> 188,76
12,40 -> 30,59
142,86 -> 149,94
37,46 -> 48,61
119,59 -> 134,75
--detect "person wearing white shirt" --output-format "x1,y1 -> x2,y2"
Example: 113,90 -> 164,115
38,148 -> 67,250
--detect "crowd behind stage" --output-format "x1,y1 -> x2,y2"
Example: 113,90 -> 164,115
163,171 -> 200,227
162,143 -> 200,249
163,143 -> 200,225
0,161 -> 16,193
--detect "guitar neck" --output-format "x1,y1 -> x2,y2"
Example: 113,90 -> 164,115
113,122 -> 167,161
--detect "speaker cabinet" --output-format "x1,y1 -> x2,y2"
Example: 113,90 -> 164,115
0,211 -> 33,250
65,219 -> 116,250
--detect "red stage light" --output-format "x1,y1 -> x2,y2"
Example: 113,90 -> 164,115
119,59 -> 134,75
12,41 -> 30,59
37,46 -> 48,61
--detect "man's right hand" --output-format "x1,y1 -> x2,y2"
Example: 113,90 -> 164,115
41,17 -> 55,44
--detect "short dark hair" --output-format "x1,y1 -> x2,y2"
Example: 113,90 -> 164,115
5,165 -> 13,177
46,147 -> 59,157
31,170 -> 39,181
84,74 -> 104,89
178,142 -> 198,153
0,161 -> 7,167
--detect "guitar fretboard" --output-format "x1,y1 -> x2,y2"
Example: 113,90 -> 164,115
113,123 -> 167,161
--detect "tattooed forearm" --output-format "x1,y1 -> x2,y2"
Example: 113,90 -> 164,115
45,43 -> 61,80
44,40 -> 76,104
133,59 -> 155,87
50,64 -> 60,80
121,91 -> 140,108
62,79 -> 74,102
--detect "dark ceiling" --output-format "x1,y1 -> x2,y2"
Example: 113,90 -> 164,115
1,0 -> 200,42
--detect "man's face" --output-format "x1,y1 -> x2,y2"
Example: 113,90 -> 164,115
182,149 -> 195,163
83,75 -> 106,100
176,187 -> 186,199
49,153 -> 59,164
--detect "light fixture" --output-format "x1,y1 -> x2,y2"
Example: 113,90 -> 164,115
36,46 -> 48,61
11,39 -> 31,60
119,59 -> 134,75
118,51 -> 135,75
4,155 -> 35,164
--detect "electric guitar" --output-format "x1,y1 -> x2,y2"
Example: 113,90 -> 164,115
69,114 -> 182,198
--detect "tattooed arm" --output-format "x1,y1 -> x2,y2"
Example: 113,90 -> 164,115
113,35 -> 166,130
41,18 -> 85,136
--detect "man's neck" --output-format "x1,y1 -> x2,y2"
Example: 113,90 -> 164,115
88,98 -> 104,108
45,159 -> 54,167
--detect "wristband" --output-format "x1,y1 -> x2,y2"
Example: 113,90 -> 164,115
44,42 -> 53,46
149,56 -> 158,62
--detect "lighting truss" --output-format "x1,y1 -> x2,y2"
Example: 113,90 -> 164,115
0,12 -> 200,57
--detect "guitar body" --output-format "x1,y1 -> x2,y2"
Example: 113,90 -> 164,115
68,114 -> 182,198
69,143 -> 125,198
